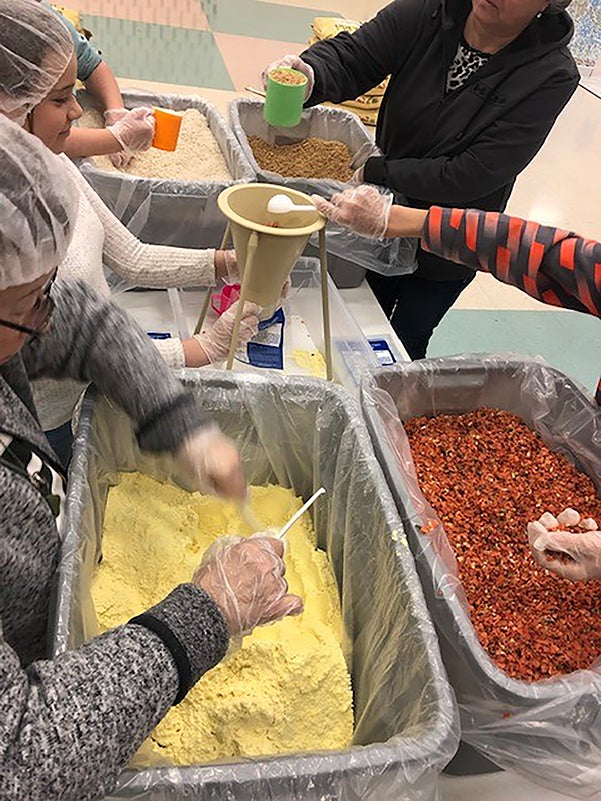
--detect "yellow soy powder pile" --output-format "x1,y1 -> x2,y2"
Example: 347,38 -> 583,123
291,348 -> 327,378
92,474 -> 353,766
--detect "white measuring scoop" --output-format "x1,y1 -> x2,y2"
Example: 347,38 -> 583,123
267,193 -> 316,214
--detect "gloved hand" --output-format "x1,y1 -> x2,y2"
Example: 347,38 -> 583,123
176,425 -> 247,501
104,108 -> 133,167
194,300 -> 260,364
214,249 -> 239,283
312,185 -> 393,239
193,533 -> 303,638
107,107 -> 155,155
527,508 -> 601,582
261,55 -> 315,99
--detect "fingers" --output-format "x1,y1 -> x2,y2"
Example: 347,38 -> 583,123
267,593 -> 304,622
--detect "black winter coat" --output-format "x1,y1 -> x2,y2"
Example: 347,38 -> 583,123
302,0 -> 579,277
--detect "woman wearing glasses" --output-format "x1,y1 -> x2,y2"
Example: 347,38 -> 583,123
0,0 -> 261,466
0,114 -> 302,800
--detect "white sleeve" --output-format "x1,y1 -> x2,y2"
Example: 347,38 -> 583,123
72,166 -> 217,289
153,336 -> 186,369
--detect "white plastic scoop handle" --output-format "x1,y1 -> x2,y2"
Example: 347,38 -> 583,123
238,486 -> 326,539
277,487 -> 326,539
267,193 -> 316,214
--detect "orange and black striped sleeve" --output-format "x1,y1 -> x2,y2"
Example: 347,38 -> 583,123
422,207 -> 601,318
422,206 -> 601,405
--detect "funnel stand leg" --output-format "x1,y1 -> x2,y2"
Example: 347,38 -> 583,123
318,228 -> 333,381
193,224 -> 232,336
226,231 -> 259,370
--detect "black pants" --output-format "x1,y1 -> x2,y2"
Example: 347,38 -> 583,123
368,252 -> 475,360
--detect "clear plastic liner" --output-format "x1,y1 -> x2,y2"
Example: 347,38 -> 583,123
360,355 -> 601,798
77,90 -> 256,252
52,371 -> 458,800
229,98 -> 418,277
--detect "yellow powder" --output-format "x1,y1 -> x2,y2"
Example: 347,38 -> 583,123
291,348 -> 327,378
92,474 -> 353,766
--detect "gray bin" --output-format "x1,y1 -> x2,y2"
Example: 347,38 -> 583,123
78,90 -> 256,249
229,98 -> 417,288
53,372 -> 458,800
361,356 -> 601,798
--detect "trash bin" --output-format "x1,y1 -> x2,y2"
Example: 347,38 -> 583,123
78,90 -> 256,250
229,98 -> 417,289
53,372 -> 458,800
361,356 -> 601,798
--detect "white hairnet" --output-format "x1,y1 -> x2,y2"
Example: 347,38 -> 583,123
0,115 -> 77,290
0,0 -> 74,125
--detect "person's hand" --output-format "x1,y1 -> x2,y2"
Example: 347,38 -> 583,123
193,534 -> 303,637
176,426 -> 247,501
261,55 -> 315,99
527,509 -> 601,582
214,249 -> 238,283
193,301 -> 260,365
312,185 -> 393,239
104,108 -> 134,168
107,107 -> 155,154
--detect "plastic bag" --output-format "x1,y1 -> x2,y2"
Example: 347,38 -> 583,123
77,89 -> 256,253
53,371 -> 458,800
361,354 -> 601,798
229,98 -> 418,277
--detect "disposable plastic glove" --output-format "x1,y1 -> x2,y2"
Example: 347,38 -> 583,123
527,508 -> 601,581
261,55 -> 315,99
193,533 -> 303,637
312,185 -> 393,239
194,301 -> 260,364
214,249 -> 239,283
176,425 -> 247,501
107,107 -> 155,154
104,108 -> 133,168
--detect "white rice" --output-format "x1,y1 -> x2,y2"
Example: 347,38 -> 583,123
79,108 -> 233,181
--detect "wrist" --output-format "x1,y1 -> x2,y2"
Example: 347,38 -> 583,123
385,207 -> 428,238
213,249 -> 225,280
183,337 -> 211,367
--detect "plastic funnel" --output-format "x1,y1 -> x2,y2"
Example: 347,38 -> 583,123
152,107 -> 182,151
217,184 -> 325,312
264,68 -> 307,128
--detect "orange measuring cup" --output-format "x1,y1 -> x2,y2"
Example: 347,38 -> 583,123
152,107 -> 182,151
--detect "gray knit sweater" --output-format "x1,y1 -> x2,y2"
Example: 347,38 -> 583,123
0,281 -> 229,800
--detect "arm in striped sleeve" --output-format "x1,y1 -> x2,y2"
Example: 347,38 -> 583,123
422,206 -> 601,318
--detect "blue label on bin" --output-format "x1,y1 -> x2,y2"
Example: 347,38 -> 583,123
147,332 -> 173,340
369,338 -> 396,366
237,307 -> 285,370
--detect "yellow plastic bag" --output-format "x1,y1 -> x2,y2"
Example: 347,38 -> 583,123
51,4 -> 83,33
308,15 -> 389,118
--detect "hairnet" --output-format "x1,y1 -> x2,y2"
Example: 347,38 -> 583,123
0,115 -> 77,290
0,0 -> 74,125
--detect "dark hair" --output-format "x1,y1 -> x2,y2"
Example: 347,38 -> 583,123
544,0 -> 573,13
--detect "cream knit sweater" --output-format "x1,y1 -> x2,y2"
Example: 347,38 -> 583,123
32,156 -> 216,431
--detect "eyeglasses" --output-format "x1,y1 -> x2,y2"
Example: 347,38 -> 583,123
0,269 -> 57,340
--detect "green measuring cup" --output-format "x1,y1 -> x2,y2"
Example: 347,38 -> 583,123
263,67 -> 308,128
